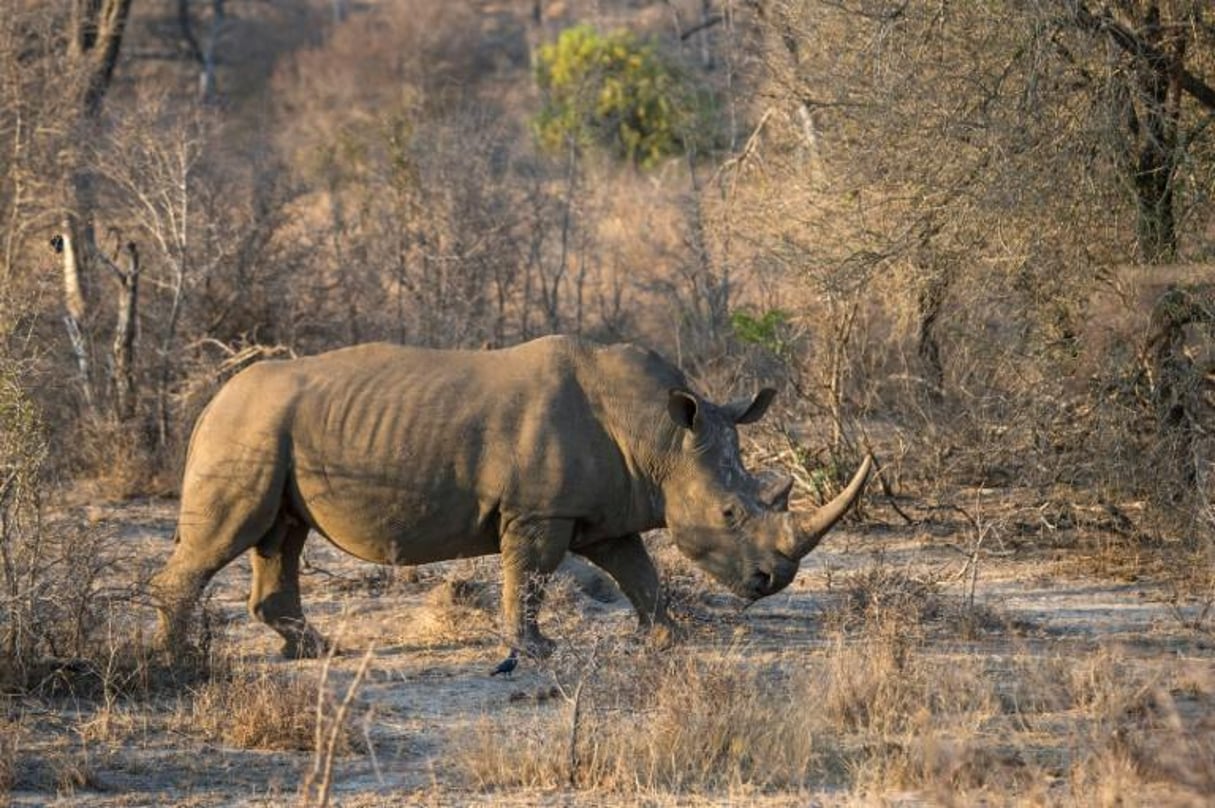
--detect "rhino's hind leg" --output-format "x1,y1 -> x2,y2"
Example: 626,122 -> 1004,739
150,558 -> 213,656
249,517 -> 329,659
576,534 -> 674,648
152,517 -> 268,655
153,462 -> 288,656
500,517 -> 573,658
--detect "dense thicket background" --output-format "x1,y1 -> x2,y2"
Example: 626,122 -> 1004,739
2,0 -> 1214,563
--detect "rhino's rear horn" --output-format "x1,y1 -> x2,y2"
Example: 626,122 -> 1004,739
784,455 -> 873,559
758,473 -> 794,511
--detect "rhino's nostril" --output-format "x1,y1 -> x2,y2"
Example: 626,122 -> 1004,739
749,570 -> 775,597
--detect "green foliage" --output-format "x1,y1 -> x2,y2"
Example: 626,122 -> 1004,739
534,25 -> 704,167
730,308 -> 791,356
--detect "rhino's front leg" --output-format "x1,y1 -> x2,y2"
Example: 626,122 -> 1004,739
576,533 -> 674,648
499,517 -> 573,658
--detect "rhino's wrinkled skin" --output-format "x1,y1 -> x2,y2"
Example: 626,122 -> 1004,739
152,336 -> 871,658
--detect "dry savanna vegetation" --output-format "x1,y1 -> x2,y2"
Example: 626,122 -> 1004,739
2,0 -> 1214,805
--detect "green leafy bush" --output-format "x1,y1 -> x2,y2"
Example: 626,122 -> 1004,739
534,25 -> 704,166
730,308 -> 791,355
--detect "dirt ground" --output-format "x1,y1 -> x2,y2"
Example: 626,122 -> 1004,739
5,491 -> 1214,807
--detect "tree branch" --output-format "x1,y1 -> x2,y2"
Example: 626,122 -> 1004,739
680,14 -> 723,41
1070,1 -> 1215,113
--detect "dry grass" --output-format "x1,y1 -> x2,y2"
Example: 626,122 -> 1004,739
450,611 -> 1215,804
453,631 -> 995,796
0,727 -> 106,801
403,575 -> 500,650
2,493 -> 1212,805
177,661 -> 362,753
1060,654 -> 1215,807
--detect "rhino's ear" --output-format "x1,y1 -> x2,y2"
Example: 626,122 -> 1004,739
759,473 -> 794,511
726,388 -> 777,425
667,389 -> 700,430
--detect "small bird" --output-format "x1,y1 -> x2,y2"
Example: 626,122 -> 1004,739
490,649 -> 519,678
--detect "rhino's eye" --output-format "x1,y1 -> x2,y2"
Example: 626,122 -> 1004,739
722,506 -> 736,522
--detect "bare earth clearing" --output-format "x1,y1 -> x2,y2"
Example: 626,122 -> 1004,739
6,491 -> 1214,807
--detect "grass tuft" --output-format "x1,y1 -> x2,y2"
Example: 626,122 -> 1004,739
178,662 -> 362,753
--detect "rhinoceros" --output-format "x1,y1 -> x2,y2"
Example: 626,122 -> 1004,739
152,336 -> 871,658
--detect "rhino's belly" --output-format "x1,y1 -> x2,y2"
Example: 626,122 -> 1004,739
292,474 -> 499,566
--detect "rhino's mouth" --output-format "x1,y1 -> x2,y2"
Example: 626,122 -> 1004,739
696,554 -> 797,602
740,556 -> 798,600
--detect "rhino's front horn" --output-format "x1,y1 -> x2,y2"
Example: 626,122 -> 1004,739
785,455 -> 874,560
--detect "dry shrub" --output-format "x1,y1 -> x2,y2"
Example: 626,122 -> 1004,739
849,724 -> 1029,802
179,662 -> 361,753
44,744 -> 100,799
450,618 -> 1215,802
1064,646 -> 1215,805
0,356 -> 164,691
408,567 -> 610,652
0,716 -> 20,797
996,653 -> 1077,719
1161,551 -> 1215,633
1067,645 -> 1152,718
0,354 -> 48,690
2,734 -> 105,801
317,564 -> 422,598
458,713 -> 570,791
826,564 -> 944,633
72,418 -> 168,500
428,577 -> 498,613
0,507 -> 218,702
832,649 -> 1005,797
405,576 -> 499,649
454,643 -> 834,794
579,651 -> 829,792
1115,687 -> 1215,799
453,629 -> 1005,797
823,564 -> 1007,641
0,511 -> 153,694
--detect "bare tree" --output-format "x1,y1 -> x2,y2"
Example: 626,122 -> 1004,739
1069,1 -> 1215,263
110,239 -> 139,422
99,101 -> 207,446
735,1 -> 1215,398
58,0 -> 135,417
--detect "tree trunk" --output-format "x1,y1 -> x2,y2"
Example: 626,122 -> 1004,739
56,229 -> 96,415
1130,5 -> 1180,264
76,0 -> 135,120
61,0 -> 134,415
111,242 -> 139,423
156,261 -> 186,448
1069,2 -> 1215,264
199,0 -> 225,104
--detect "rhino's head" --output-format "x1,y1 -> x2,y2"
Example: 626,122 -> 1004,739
660,388 -> 872,601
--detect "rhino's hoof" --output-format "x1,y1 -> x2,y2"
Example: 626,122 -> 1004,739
645,623 -> 679,651
283,631 -> 335,660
